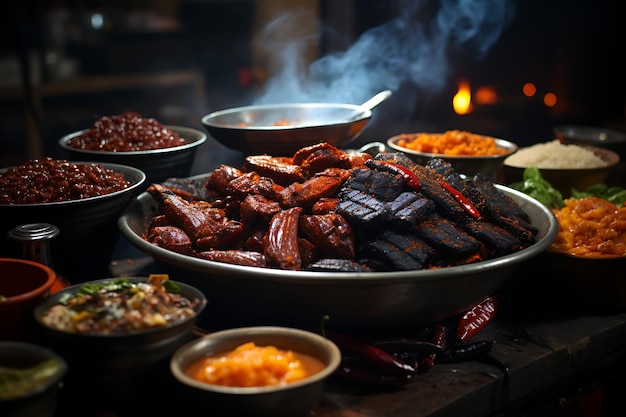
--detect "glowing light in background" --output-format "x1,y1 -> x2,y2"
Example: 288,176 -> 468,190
522,82 -> 536,97
544,92 -> 557,107
474,85 -> 497,105
453,80 -> 472,115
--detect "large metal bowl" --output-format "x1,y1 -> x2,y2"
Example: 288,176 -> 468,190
118,174 -> 558,333
201,103 -> 371,156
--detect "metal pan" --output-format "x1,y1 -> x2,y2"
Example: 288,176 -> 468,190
201,90 -> 391,156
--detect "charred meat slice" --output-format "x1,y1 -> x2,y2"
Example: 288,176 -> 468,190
463,221 -> 524,256
344,168 -> 404,201
263,207 -> 303,270
147,226 -> 194,255
280,168 -> 351,208
366,239 -> 426,271
335,189 -> 387,226
244,155 -> 305,186
384,192 -> 435,228
464,174 -> 532,223
426,158 -> 465,191
195,250 -> 267,268
299,212 -> 355,260
367,230 -> 435,270
414,213 -> 481,256
306,258 -> 372,272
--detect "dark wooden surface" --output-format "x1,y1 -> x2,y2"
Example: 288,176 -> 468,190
100,240 -> 626,417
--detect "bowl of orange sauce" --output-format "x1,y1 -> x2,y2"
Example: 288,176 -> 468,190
170,326 -> 341,416
386,130 -> 518,181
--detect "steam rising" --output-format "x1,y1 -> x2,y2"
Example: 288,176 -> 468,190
253,0 -> 515,106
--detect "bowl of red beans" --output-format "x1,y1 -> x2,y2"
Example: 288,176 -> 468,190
0,157 -> 145,280
58,112 -> 207,188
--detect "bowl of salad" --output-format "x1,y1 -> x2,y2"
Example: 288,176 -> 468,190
33,274 -> 207,406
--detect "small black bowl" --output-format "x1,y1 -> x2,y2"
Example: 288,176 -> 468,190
33,276 -> 207,403
554,125 -> 626,157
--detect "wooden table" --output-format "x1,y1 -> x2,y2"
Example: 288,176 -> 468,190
91,241 -> 626,417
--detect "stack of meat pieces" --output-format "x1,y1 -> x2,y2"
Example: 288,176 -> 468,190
144,142 -> 537,272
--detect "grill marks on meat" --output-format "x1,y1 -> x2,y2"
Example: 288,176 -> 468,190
144,144 -> 538,271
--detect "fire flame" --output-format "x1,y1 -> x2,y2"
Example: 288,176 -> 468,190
453,80 -> 472,115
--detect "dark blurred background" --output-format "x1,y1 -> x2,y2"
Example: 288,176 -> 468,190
1,0 -> 625,172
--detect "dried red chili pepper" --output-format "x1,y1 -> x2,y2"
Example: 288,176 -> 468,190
438,181 -> 481,219
437,340 -> 494,363
456,296 -> 498,343
420,324 -> 448,371
370,160 -> 422,191
334,359 -> 415,388
324,330 -> 416,375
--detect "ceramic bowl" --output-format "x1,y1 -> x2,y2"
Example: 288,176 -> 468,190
0,341 -> 68,417
386,133 -> 518,181
32,276 -> 207,403
0,258 -> 56,341
170,326 -> 341,417
58,125 -> 206,188
501,145 -> 620,197
0,162 -> 145,281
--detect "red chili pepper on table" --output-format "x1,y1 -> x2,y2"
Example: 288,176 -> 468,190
419,324 -> 448,371
438,181 -> 481,219
368,160 -> 422,191
456,296 -> 498,343
324,329 -> 417,375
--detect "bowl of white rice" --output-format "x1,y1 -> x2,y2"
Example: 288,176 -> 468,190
502,140 -> 620,196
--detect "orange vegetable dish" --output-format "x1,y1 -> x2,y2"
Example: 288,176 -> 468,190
185,342 -> 325,387
396,130 -> 508,156
549,197 -> 626,257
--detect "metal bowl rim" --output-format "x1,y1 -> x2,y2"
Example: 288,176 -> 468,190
170,325 -> 341,394
58,125 -> 207,156
33,276 -> 207,339
201,103 -> 372,130
386,134 -> 519,160
118,179 -> 558,283
0,162 -> 146,208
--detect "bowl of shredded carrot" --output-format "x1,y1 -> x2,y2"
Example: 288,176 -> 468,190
386,130 -> 518,181
170,326 -> 341,416
513,177 -> 626,312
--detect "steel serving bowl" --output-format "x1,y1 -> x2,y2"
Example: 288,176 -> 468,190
501,145 -> 620,197
554,125 -> 626,157
118,176 -> 558,332
58,125 -> 207,188
33,276 -> 207,401
0,162 -> 145,281
170,326 -> 341,417
201,103 -> 371,156
386,133 -> 519,181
